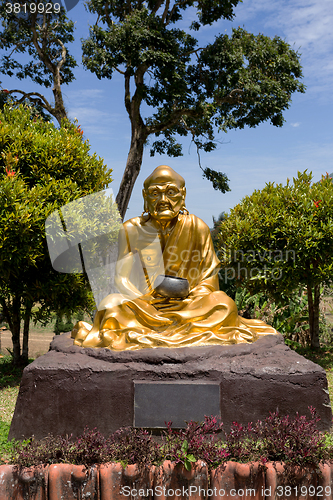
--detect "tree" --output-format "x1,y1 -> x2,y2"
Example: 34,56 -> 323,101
0,90 -> 53,121
82,0 -> 306,218
0,103 -> 113,364
0,0 -> 76,125
216,171 -> 333,349
0,1 -> 306,219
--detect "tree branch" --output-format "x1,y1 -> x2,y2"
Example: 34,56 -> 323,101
216,88 -> 244,105
161,0 -> 170,23
115,66 -> 125,75
166,0 -> 188,24
130,64 -> 149,129
180,116 -> 204,171
147,107 -> 199,135
7,38 -> 33,57
30,16 -> 55,75
54,38 -> 67,81
124,71 -> 131,115
2,89 -> 54,115
151,0 -> 165,16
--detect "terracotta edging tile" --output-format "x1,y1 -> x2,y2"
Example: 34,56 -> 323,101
48,463 -> 99,500
1,460 -> 333,499
265,461 -> 333,500
0,464 -> 48,500
210,461 -> 265,500
99,462 -> 155,500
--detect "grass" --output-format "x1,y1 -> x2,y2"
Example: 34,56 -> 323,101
0,355 -> 32,461
0,386 -> 19,424
0,354 -> 30,426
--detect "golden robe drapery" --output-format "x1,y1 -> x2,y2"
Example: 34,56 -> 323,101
72,213 -> 278,350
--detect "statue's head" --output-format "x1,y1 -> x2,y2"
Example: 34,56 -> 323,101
143,165 -> 186,222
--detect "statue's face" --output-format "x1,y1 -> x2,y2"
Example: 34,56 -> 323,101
144,181 -> 185,222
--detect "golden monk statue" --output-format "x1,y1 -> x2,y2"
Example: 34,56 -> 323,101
71,165 -> 278,350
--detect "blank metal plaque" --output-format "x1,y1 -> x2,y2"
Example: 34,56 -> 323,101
134,381 -> 220,428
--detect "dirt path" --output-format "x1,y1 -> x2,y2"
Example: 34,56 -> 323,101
0,328 -> 57,359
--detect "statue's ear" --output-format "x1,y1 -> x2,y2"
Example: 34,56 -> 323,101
180,187 -> 189,214
142,189 -> 149,212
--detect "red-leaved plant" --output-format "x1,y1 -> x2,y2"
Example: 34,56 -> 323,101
161,415 -> 228,470
9,409 -> 329,469
225,407 -> 327,465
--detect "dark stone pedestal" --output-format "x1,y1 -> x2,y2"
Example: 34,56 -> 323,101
9,333 -> 332,440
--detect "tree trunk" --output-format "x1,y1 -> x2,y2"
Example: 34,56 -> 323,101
10,296 -> 21,364
30,20 -> 69,127
307,283 -> 321,349
116,128 -> 147,220
53,86 -> 68,127
22,300 -> 33,364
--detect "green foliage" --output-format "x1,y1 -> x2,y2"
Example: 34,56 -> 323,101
0,1 -> 77,88
0,355 -> 27,389
225,407 -> 327,467
82,0 -> 305,211
4,412 -> 332,471
161,416 -> 227,470
199,28 -> 305,132
234,288 -> 309,344
0,420 -> 11,449
180,440 -> 196,471
0,93 -> 52,123
0,0 -> 77,124
218,171 -> 333,295
216,171 -> 333,347
0,420 -> 18,462
53,311 -> 87,334
0,103 -> 110,191
53,315 -> 74,335
202,168 -> 230,193
0,103 -> 113,363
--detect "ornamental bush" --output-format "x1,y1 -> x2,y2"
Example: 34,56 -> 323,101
216,171 -> 333,349
0,102 -> 113,364
5,410 -> 330,470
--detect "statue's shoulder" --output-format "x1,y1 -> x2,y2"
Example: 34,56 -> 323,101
123,216 -> 142,229
123,217 -> 142,232
184,213 -> 210,234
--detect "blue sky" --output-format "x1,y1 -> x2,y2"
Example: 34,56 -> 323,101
1,0 -> 332,227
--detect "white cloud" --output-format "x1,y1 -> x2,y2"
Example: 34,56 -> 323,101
290,122 -> 300,127
231,0 -> 333,96
67,105 -> 123,123
64,88 -> 105,100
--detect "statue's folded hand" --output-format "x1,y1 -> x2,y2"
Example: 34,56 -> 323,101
139,292 -> 189,311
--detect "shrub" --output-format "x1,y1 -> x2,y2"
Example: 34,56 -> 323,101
0,102 -> 113,364
225,407 -> 327,466
11,427 -> 160,468
6,409 -> 329,469
217,171 -> 333,349
161,416 -> 228,470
